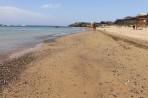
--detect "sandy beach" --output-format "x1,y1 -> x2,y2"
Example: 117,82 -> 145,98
1,28 -> 148,98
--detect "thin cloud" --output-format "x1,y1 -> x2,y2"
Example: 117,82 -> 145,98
0,6 -> 54,25
41,3 -> 61,9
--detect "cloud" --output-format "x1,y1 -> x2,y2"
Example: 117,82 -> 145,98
0,6 -> 54,25
41,3 -> 61,9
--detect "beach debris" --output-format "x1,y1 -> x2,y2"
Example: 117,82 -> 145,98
112,92 -> 117,97
124,82 -> 127,85
84,92 -> 87,94
127,80 -> 130,82
124,80 -> 130,85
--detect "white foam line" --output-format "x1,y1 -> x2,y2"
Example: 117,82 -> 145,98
9,43 -> 43,59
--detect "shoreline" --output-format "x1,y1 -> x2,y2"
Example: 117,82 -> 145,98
0,37 -> 60,93
0,29 -> 86,93
0,42 -> 43,64
0,27 -> 86,64
1,28 -> 148,97
0,26 -> 85,63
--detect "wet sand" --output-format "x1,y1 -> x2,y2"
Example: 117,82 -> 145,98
1,28 -> 148,98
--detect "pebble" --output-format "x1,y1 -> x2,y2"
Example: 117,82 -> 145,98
0,53 -> 35,91
112,92 -> 117,97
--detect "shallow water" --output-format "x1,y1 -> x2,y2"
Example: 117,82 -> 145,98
0,26 -> 84,62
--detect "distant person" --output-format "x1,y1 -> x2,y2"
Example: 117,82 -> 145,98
133,25 -> 136,30
90,22 -> 96,30
92,22 -> 96,31
90,22 -> 93,27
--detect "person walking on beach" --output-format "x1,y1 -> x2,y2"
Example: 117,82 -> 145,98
91,22 -> 96,31
133,25 -> 136,30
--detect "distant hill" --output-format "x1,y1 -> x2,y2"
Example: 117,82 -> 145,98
69,21 -> 114,27
0,24 -> 6,26
69,22 -> 90,27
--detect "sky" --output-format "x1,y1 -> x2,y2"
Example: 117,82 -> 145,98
0,0 -> 148,26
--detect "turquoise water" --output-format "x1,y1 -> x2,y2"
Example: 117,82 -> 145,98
0,26 -> 84,62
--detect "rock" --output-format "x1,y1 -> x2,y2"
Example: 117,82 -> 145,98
112,92 -> 117,97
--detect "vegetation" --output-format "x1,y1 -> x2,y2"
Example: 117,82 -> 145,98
0,24 -> 7,27
69,21 -> 114,27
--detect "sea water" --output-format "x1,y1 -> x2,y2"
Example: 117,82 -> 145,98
0,26 -> 84,62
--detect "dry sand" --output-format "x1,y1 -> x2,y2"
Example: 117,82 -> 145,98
1,28 -> 148,98
98,26 -> 148,41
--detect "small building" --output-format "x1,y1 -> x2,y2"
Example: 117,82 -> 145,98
115,13 -> 148,29
136,13 -> 147,29
115,16 -> 136,26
